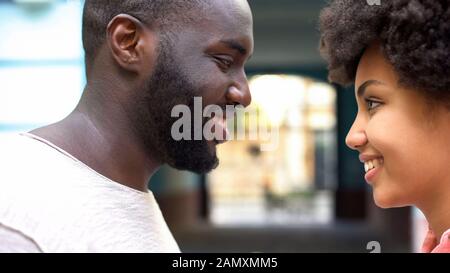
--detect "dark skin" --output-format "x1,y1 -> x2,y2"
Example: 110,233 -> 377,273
31,0 -> 254,192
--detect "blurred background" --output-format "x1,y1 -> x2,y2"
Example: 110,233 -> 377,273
0,0 -> 428,252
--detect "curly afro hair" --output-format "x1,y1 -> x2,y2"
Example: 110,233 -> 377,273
319,0 -> 450,103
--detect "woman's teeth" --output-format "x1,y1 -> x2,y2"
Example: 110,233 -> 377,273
364,158 -> 383,173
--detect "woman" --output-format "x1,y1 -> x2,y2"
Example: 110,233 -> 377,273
319,0 -> 450,252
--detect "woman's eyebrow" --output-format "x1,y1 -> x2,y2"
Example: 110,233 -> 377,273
357,80 -> 385,98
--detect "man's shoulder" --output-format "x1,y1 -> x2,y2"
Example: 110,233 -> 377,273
0,133 -> 53,161
0,133 -> 94,201
0,134 -> 40,172
0,133 -> 29,150
1,134 -> 65,178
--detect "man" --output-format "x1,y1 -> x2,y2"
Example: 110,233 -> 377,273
0,0 -> 253,252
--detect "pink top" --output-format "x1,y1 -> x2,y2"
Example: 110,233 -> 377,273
421,228 -> 450,253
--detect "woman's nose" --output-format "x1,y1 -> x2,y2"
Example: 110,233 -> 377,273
345,119 -> 368,150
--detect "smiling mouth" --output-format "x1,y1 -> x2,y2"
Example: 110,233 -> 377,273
364,157 -> 384,173
211,116 -> 229,145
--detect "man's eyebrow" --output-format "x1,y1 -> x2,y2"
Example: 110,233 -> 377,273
219,39 -> 248,55
357,80 -> 384,98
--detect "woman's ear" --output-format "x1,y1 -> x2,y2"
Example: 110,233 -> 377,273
106,14 -> 157,74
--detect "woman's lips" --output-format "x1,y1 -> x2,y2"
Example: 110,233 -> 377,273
364,165 -> 381,184
363,157 -> 383,183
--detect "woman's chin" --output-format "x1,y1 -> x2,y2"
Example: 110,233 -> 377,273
372,189 -> 403,209
373,197 -> 392,209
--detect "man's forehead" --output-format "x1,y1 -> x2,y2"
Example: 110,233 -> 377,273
204,0 -> 253,28
202,1 -> 253,40
172,0 -> 253,55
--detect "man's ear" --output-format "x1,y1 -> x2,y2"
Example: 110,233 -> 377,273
106,14 -> 157,73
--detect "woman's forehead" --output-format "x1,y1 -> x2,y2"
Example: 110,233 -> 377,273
356,43 -> 399,89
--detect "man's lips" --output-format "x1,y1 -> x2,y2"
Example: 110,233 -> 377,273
212,116 -> 229,144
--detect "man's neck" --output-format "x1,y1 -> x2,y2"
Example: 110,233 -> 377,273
30,92 -> 160,192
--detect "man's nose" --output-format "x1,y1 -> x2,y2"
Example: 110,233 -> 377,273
345,118 -> 368,150
226,73 -> 252,107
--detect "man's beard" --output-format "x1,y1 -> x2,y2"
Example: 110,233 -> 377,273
129,47 -> 219,174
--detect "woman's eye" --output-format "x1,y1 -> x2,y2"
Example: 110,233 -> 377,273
365,99 -> 381,111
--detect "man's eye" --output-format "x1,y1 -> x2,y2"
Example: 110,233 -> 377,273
214,57 -> 233,70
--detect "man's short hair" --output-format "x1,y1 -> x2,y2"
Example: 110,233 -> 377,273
82,0 -> 206,67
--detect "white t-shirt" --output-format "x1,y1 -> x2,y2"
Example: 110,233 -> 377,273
0,133 -> 180,253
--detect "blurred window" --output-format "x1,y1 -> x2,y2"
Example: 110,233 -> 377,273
0,0 -> 84,134
208,74 -> 337,226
